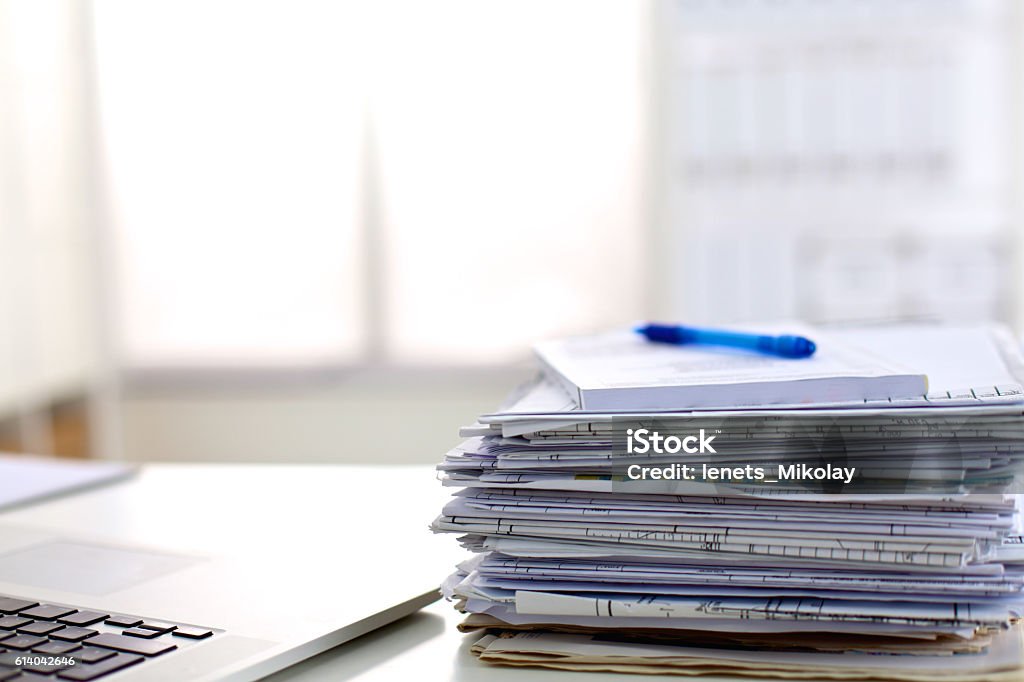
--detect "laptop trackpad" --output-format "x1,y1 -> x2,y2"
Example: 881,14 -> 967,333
0,541 -> 197,595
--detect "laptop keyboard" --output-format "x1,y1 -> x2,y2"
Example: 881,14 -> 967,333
0,595 -> 218,680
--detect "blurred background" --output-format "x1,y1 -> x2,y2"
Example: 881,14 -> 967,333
0,0 -> 1019,464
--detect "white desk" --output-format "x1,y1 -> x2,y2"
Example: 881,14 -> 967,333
0,462 -> 863,681
266,599 -> 630,682
267,599 -> 768,682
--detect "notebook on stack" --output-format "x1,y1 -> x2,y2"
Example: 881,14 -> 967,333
533,323 -> 929,410
433,324 -> 1024,680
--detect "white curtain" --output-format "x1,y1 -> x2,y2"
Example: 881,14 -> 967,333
0,0 -> 102,453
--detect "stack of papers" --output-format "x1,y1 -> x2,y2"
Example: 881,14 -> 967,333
433,324 -> 1024,679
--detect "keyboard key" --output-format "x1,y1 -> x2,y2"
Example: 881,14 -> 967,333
100,616 -> 140,628
49,628 -> 98,643
2,635 -> 47,650
0,600 -> 36,615
74,648 -> 114,665
0,618 -> 30,632
0,596 -> 219,680
17,621 -> 63,636
56,613 -> 107,628
19,606 -> 75,622
88,634 -> 176,657
33,641 -> 81,655
121,628 -> 161,640
172,626 -> 213,640
57,653 -> 143,681
137,622 -> 176,634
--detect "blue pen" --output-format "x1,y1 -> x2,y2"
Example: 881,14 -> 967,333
635,323 -> 816,359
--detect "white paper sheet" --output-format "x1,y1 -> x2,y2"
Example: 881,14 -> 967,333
0,454 -> 133,511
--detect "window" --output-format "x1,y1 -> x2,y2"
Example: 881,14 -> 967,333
92,0 -> 648,368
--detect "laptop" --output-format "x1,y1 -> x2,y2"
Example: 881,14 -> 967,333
0,461 -> 452,681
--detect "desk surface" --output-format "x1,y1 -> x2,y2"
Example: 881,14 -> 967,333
0,460 -> 840,681
267,598 -> 760,682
